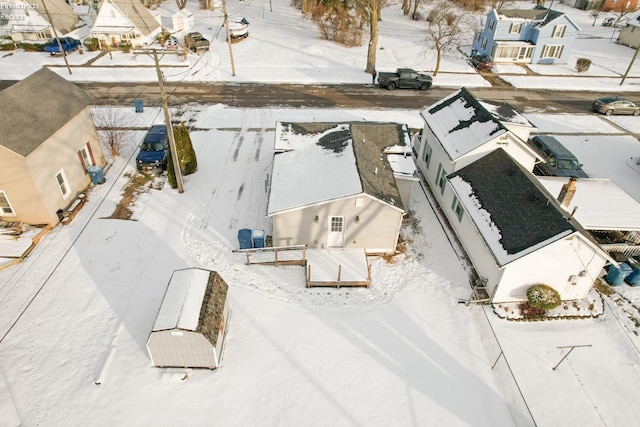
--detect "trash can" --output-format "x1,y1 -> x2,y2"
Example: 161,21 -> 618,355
238,228 -> 252,250
605,262 -> 633,286
134,98 -> 144,113
87,165 -> 105,185
252,229 -> 265,249
625,262 -> 640,287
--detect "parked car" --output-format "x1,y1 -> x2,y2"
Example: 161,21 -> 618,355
377,68 -> 432,91
591,96 -> 640,116
527,135 -> 588,178
184,32 -> 210,52
470,54 -> 494,71
165,36 -> 179,50
136,125 -> 168,170
44,37 -> 81,55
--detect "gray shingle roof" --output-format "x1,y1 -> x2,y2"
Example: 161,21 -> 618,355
109,0 -> 161,36
0,68 -> 92,157
31,0 -> 79,35
449,149 -> 575,259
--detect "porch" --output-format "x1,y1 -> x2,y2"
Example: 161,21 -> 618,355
306,249 -> 371,288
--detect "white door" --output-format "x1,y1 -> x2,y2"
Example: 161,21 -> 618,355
327,216 -> 345,248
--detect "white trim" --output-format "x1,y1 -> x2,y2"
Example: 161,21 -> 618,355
55,168 -> 71,200
0,190 -> 16,216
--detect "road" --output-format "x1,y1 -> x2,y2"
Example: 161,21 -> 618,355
0,78 -> 597,112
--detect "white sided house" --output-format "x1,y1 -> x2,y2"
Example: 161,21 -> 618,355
146,268 -> 231,369
267,122 -> 414,254
91,0 -> 161,49
1,0 -> 79,41
446,149 -> 611,303
414,88 -> 539,212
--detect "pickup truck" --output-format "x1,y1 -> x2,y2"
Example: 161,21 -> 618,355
44,37 -> 81,55
377,68 -> 432,91
184,32 -> 210,52
136,125 -> 169,170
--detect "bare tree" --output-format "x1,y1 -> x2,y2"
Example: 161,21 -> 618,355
588,0 -> 605,26
91,108 -> 133,158
613,3 -> 633,27
365,0 -> 380,74
425,1 -> 473,77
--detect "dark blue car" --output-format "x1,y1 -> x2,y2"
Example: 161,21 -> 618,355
136,125 -> 168,170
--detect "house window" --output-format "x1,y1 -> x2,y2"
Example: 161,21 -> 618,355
509,23 -> 522,34
78,143 -> 94,173
552,25 -> 566,38
0,191 -> 15,216
541,44 -> 564,58
423,143 -> 432,169
481,37 -> 487,50
488,19 -> 494,31
451,196 -> 464,222
55,169 -> 71,200
330,217 -> 343,232
436,164 -> 447,195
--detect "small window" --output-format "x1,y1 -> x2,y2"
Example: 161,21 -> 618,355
541,44 -> 563,59
488,19 -> 495,31
78,143 -> 94,172
0,191 -> 15,216
55,169 -> 71,200
509,23 -> 522,34
552,25 -> 566,38
547,155 -> 556,167
451,196 -> 464,222
423,143 -> 432,169
481,37 -> 487,50
330,217 -> 343,232
436,164 -> 447,195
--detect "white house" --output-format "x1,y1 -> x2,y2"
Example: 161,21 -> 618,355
155,4 -> 194,34
1,0 -> 79,41
414,87 -> 539,211
146,268 -> 231,369
446,149 -> 612,303
267,122 -> 414,254
90,0 -> 161,48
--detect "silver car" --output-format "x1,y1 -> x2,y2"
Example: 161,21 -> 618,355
592,96 -> 640,116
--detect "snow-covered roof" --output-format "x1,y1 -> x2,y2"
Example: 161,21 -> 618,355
152,268 -> 210,332
537,177 -> 640,231
449,149 -> 576,266
420,88 -> 507,161
480,101 -> 533,128
268,122 -> 407,215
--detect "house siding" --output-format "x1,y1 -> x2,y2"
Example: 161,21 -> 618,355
618,25 -> 640,48
271,194 -> 403,253
147,330 -> 217,369
0,108 -> 104,225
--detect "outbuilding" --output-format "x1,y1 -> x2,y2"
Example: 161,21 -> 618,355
146,268 -> 231,369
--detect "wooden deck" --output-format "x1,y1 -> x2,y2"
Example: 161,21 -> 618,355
305,249 -> 371,288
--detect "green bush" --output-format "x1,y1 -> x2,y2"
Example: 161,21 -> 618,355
83,37 -> 100,51
167,123 -> 198,189
15,41 -> 46,52
526,284 -> 562,310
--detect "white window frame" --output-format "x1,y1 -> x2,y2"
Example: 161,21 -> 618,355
481,37 -> 487,50
436,164 -> 447,195
423,143 -> 432,169
451,196 -> 464,222
552,25 -> 566,38
55,169 -> 71,200
0,191 -> 16,216
509,23 -> 522,34
488,19 -> 495,31
541,44 -> 564,59
79,144 -> 93,170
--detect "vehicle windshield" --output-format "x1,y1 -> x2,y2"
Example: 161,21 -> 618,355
556,159 -> 581,170
141,142 -> 165,151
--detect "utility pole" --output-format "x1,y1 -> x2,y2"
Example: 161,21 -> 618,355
221,0 -> 236,76
41,0 -> 72,75
153,50 -> 184,193
620,43 -> 640,85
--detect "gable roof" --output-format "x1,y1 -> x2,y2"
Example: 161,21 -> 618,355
0,68 -> 92,157
267,122 -> 405,215
420,88 -> 509,161
448,149 -> 576,266
496,7 -> 579,30
94,0 -> 160,36
152,268 -> 228,347
7,0 -> 78,35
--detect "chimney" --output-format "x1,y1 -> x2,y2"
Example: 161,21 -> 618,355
557,177 -> 577,208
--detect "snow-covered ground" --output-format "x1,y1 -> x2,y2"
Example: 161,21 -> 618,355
2,1 -> 640,426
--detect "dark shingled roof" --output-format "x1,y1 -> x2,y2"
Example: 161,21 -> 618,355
498,8 -> 564,26
450,149 -> 575,258
0,68 -> 92,157
197,271 -> 229,348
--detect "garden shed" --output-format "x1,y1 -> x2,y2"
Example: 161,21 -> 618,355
146,268 -> 231,369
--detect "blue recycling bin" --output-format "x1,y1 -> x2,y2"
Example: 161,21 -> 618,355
87,165 -> 105,185
625,262 -> 640,287
605,262 -> 633,287
134,98 -> 144,113
252,229 -> 265,248
238,228 -> 252,250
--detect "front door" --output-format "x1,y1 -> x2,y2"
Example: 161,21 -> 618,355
327,216 -> 345,248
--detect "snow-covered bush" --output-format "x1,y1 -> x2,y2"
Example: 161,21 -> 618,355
526,284 -> 562,310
